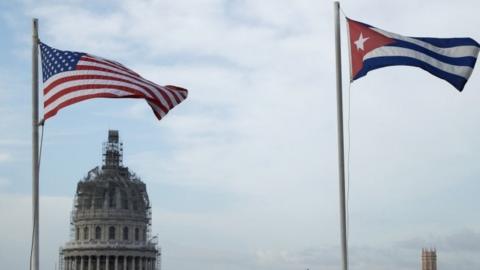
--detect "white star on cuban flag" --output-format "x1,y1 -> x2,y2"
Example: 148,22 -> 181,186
353,32 -> 369,51
347,18 -> 394,81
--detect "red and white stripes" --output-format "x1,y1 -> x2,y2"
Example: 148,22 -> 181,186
43,54 -> 188,120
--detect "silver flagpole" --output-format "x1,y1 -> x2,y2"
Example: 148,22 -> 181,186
333,2 -> 348,270
32,18 -> 40,270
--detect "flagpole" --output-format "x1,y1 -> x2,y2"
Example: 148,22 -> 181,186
32,18 -> 40,270
333,2 -> 348,270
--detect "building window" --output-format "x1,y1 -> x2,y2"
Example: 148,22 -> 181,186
132,200 -> 138,210
108,189 -> 116,208
83,227 -> 89,240
84,197 -> 92,209
94,197 -> 103,209
123,227 -> 129,240
109,226 -> 115,240
76,227 -> 80,240
135,228 -> 139,241
95,226 -> 101,240
143,229 -> 147,241
121,191 -> 128,209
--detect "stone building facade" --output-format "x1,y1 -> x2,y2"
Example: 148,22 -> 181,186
422,248 -> 437,270
59,130 -> 160,270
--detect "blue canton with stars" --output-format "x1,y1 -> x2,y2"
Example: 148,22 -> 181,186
39,42 -> 85,82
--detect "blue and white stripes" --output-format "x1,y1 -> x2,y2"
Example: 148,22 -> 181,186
358,26 -> 479,91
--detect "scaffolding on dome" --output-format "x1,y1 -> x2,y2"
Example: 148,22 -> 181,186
61,130 -> 160,270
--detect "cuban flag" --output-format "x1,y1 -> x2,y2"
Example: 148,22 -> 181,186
348,18 -> 480,91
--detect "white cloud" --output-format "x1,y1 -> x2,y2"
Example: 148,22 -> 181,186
0,139 -> 29,146
0,177 -> 9,189
0,152 -> 11,162
0,193 -> 71,270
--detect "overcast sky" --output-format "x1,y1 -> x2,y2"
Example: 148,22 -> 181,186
1,0 -> 480,270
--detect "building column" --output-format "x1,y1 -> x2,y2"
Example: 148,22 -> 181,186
115,255 -> 118,270
96,256 -> 100,270
80,256 -> 84,270
88,255 -> 92,270
123,256 -> 127,270
131,257 -> 135,270
65,257 -> 69,270
106,255 -> 110,270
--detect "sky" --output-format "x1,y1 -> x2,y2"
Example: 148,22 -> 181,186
0,0 -> 480,270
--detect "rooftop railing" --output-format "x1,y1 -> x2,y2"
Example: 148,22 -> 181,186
63,239 -> 158,250
73,209 -> 148,221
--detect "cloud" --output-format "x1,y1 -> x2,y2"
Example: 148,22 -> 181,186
0,177 -> 10,189
0,193 -> 71,270
397,229 -> 480,253
0,152 -> 11,162
0,139 -> 29,146
393,230 -> 480,270
255,247 -> 340,270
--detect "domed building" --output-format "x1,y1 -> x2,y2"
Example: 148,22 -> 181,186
59,130 -> 160,270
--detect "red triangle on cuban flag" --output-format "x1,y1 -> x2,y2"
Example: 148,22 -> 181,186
347,18 -> 395,79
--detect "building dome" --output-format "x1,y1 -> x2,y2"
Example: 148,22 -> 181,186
60,130 -> 160,270
75,167 -> 150,223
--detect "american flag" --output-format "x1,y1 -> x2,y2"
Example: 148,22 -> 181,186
40,42 -> 188,121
